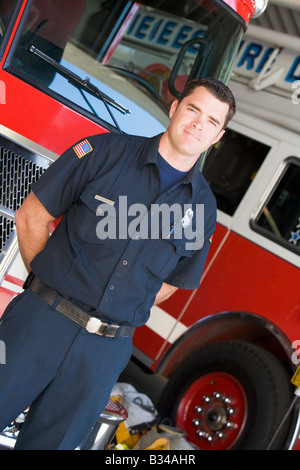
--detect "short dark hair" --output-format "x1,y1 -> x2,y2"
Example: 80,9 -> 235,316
178,77 -> 236,128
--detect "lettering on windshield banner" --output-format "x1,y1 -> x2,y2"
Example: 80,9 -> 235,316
235,39 -> 300,89
125,10 -> 207,55
124,9 -> 300,93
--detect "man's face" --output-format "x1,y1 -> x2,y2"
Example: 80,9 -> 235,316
167,86 -> 229,160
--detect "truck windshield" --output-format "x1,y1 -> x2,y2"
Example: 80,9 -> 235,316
5,0 -> 244,135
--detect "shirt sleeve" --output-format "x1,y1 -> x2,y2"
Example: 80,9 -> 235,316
164,238 -> 212,290
31,135 -> 103,218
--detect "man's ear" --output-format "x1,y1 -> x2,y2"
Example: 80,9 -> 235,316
169,99 -> 179,119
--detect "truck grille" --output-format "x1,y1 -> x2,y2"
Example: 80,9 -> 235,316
0,136 -> 51,255
0,215 -> 14,254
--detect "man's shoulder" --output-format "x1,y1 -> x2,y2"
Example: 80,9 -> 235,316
87,133 -> 161,167
90,132 -> 150,148
192,169 -> 216,206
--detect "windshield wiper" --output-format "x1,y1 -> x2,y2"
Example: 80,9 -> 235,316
30,46 -> 131,134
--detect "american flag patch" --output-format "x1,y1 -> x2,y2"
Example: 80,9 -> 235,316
73,139 -> 93,158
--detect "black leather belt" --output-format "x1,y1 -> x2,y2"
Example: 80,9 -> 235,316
27,275 -> 134,338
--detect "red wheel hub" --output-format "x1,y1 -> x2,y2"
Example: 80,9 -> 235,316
176,372 -> 247,450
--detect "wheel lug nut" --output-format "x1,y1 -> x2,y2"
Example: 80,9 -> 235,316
224,396 -> 232,405
192,419 -> 201,426
196,430 -> 215,443
203,396 -> 211,404
195,406 -> 203,414
216,431 -> 227,440
213,392 -> 222,400
227,407 -> 237,416
225,421 -> 235,429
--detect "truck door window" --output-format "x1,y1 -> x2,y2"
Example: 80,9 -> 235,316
253,161 -> 300,254
202,130 -> 270,216
4,0 -> 244,134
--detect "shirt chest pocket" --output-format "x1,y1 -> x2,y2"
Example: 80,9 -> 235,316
144,237 -> 193,281
72,190 -> 118,245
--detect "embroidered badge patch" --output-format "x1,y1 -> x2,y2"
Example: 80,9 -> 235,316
73,139 -> 93,158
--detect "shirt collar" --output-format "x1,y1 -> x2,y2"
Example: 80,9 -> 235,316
138,133 -> 162,167
182,161 -> 202,198
138,133 -> 202,198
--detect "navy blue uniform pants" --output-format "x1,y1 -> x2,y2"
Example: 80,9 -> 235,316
0,289 -> 132,450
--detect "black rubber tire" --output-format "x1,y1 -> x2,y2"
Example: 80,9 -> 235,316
158,341 -> 294,450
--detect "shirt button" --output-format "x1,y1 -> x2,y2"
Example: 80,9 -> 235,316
122,260 -> 128,266
96,207 -> 103,215
109,285 -> 115,290
136,235 -> 141,240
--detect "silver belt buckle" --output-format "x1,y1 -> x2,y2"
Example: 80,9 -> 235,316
86,317 -> 103,334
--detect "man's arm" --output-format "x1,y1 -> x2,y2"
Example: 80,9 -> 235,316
15,192 -> 56,272
154,282 -> 178,305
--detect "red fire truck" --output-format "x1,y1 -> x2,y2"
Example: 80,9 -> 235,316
1,0 -> 299,451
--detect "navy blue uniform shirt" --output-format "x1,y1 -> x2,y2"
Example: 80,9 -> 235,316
30,133 -> 216,327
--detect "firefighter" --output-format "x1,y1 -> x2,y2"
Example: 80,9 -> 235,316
0,78 -> 235,450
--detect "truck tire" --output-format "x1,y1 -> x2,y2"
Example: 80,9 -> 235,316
157,341 -> 293,450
